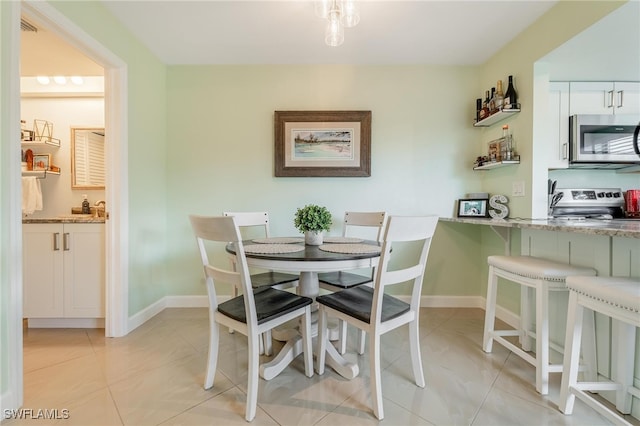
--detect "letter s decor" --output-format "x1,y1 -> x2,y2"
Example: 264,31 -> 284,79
489,194 -> 509,219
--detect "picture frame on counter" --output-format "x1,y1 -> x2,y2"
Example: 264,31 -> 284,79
457,198 -> 489,218
32,153 -> 50,171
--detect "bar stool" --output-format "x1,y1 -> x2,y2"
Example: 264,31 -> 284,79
559,276 -> 640,425
482,255 -> 597,394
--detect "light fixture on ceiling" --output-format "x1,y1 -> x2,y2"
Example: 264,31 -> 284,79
315,0 -> 360,47
34,76 -> 85,86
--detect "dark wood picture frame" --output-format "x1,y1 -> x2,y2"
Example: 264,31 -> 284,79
457,198 -> 489,218
274,110 -> 371,177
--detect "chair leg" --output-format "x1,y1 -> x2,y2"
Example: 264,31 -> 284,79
204,320 -> 219,390
316,307 -> 328,375
245,333 -> 260,422
301,306 -> 313,377
263,330 -> 272,356
229,285 -> 238,334
357,330 -> 366,355
483,266 -> 498,353
369,332 -> 384,420
521,286 -> 533,351
581,308 -> 597,383
613,320 -> 636,414
560,292 -> 583,414
536,281 -> 550,395
409,319 -> 425,388
338,319 -> 348,354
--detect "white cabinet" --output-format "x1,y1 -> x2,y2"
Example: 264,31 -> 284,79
23,223 -> 105,319
548,82 -> 570,169
569,81 -> 640,115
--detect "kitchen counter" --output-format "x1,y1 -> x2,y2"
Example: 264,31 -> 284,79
23,216 -> 106,224
439,217 -> 640,239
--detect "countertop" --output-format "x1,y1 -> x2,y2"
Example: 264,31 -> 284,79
439,217 -> 640,239
23,216 -> 105,224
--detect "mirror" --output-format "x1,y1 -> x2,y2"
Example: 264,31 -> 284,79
71,127 -> 105,189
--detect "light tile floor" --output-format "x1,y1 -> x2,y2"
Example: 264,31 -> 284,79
7,308 -> 638,425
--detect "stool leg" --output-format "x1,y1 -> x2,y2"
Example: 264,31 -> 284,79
560,291 -> 583,414
521,286 -> 533,351
536,280 -> 550,395
483,265 -> 498,353
613,320 -> 636,414
580,308 -> 597,383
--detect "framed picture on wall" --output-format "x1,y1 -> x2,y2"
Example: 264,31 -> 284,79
274,110 -> 371,177
457,198 -> 489,218
33,154 -> 51,171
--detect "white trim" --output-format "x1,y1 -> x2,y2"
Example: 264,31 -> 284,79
26,318 -> 105,329
165,295 -> 209,308
127,298 -> 166,332
0,391 -> 16,423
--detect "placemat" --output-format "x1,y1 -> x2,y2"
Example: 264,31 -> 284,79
322,236 -> 364,244
319,244 -> 381,254
251,237 -> 304,244
243,244 -> 305,254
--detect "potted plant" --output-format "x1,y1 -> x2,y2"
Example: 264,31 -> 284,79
294,204 -> 332,245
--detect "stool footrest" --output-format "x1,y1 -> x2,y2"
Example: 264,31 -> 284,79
574,382 -> 622,392
570,387 -> 633,426
492,334 -> 563,373
493,330 -> 520,338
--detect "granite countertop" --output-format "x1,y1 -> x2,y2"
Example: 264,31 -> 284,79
439,217 -> 640,239
23,216 -> 105,224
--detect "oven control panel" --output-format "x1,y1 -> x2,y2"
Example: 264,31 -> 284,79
555,188 -> 624,207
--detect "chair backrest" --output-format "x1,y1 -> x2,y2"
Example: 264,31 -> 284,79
189,215 -> 258,325
223,211 -> 271,238
343,211 -> 387,241
371,215 -> 439,324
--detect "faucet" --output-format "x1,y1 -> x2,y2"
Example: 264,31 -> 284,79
94,200 -> 106,217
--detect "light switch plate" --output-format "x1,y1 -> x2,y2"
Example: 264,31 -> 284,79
512,181 -> 525,197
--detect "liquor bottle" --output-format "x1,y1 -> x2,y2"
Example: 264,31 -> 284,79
495,80 -> 504,112
504,75 -> 518,109
476,98 -> 482,122
488,87 -> 496,115
480,91 -> 490,120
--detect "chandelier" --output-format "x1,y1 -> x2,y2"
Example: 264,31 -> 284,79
315,0 -> 360,47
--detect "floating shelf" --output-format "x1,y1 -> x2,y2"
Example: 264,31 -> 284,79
21,138 -> 61,148
473,109 -> 520,127
473,159 -> 520,170
22,170 -> 60,178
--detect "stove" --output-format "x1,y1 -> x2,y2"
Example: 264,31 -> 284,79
550,188 -> 625,219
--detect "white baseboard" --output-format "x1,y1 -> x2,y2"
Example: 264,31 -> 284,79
127,297 -> 166,332
0,390 -> 16,424
27,318 -> 105,328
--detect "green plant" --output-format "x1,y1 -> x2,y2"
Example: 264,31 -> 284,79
294,204 -> 332,233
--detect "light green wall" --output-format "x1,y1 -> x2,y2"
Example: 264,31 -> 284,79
165,65 -> 483,298
49,1 -> 169,315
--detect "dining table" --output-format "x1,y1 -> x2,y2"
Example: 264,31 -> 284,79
226,236 -> 382,380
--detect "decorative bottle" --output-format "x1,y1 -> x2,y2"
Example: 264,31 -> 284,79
488,87 -> 496,115
476,98 -> 482,123
504,75 -> 518,109
495,80 -> 504,112
480,91 -> 490,120
82,195 -> 90,214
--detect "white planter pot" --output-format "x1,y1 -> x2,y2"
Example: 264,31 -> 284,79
304,231 -> 323,246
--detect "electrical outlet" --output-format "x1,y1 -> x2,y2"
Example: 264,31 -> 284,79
512,181 -> 525,197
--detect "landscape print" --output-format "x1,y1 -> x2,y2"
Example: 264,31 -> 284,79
292,129 -> 354,159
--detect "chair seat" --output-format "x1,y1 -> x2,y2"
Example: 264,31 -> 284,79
318,271 -> 372,289
250,271 -> 299,288
219,287 -> 312,325
566,276 -> 640,314
316,286 -> 409,324
488,255 -> 596,282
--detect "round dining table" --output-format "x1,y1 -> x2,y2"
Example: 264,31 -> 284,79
226,237 -> 382,380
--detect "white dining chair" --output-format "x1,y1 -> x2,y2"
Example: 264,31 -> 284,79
189,215 -> 313,422
224,211 -> 300,355
319,211 -> 387,355
316,215 -> 438,420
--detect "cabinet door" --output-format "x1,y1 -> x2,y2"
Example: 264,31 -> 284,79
613,82 -> 640,115
23,224 -> 64,318
63,224 -> 105,317
548,82 -> 570,169
569,81 -> 615,115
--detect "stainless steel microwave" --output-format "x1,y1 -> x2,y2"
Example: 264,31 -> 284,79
569,114 -> 640,167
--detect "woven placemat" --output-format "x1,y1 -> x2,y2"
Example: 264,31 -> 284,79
243,244 -> 305,254
252,237 -> 304,244
319,244 -> 381,254
323,236 -> 364,244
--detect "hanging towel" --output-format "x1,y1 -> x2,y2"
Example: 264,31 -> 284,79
22,176 -> 43,215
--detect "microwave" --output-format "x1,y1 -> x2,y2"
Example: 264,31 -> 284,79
569,114 -> 640,167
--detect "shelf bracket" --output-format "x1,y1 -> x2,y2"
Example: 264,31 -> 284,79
490,225 -> 511,255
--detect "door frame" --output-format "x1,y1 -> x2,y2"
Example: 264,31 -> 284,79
4,0 -> 129,411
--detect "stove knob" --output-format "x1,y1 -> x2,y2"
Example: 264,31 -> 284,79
613,192 -> 621,198
597,192 -> 605,198
605,192 -> 613,198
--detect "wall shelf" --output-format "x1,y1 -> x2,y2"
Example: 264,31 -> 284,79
474,109 -> 520,127
473,159 -> 520,171
21,138 -> 61,148
22,170 -> 60,179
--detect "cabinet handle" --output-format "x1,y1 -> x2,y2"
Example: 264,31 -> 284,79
53,233 -> 60,251
562,143 -> 568,160
63,233 -> 70,251
617,90 -> 623,108
607,90 -> 614,108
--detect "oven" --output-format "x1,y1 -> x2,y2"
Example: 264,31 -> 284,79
550,188 -> 625,219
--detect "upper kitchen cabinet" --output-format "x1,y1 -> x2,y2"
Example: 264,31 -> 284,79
548,82 -> 570,169
569,81 -> 640,115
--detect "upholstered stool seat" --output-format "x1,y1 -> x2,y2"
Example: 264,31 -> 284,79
559,276 -> 640,425
483,255 -> 597,395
